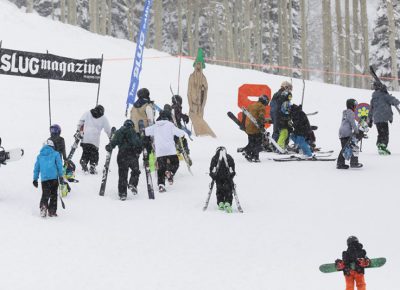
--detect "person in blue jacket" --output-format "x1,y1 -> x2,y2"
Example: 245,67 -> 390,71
33,139 -> 64,218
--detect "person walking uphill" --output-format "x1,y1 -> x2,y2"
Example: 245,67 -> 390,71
77,105 -> 111,174
106,120 -> 143,201
33,139 -> 64,218
145,111 -> 186,193
337,99 -> 363,169
209,146 -> 236,213
369,81 -> 400,155
335,236 -> 370,290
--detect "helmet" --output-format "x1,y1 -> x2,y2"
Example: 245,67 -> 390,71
172,95 -> 183,105
158,110 -> 170,121
95,105 -> 105,115
44,139 -> 55,148
137,88 -> 150,100
347,236 -> 359,246
346,99 -> 358,111
163,104 -> 172,113
123,119 -> 134,128
216,146 -> 226,154
259,95 -> 269,106
281,81 -> 293,91
50,124 -> 61,135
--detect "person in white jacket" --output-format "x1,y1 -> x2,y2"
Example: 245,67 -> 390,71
77,105 -> 111,174
145,111 -> 185,192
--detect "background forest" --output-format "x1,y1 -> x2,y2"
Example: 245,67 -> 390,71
8,0 -> 400,90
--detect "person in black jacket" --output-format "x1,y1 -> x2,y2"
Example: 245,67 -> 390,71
270,81 -> 293,142
106,120 -> 143,200
209,146 -> 236,213
335,236 -> 370,290
289,104 -> 314,158
49,124 -> 67,162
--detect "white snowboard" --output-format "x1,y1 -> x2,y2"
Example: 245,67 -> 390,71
5,148 -> 24,162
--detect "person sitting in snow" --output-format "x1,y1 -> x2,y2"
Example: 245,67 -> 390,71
209,146 -> 236,213
335,236 -> 370,290
33,139 -> 64,218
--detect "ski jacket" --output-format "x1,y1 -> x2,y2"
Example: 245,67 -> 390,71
49,134 -> 66,161
77,111 -> 111,148
33,145 -> 64,182
339,109 -> 359,138
370,90 -> 400,124
130,99 -> 155,129
342,242 -> 368,275
245,102 -> 266,135
290,105 -> 311,137
209,152 -> 235,181
110,125 -> 143,155
145,120 -> 185,158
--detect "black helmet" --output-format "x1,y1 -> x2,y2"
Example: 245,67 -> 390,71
259,95 -> 269,106
137,88 -> 150,100
50,124 -> 61,135
347,236 -> 359,246
163,104 -> 172,113
91,105 -> 105,118
172,95 -> 183,105
346,99 -> 358,111
216,146 -> 227,154
123,119 -> 134,128
158,110 -> 170,121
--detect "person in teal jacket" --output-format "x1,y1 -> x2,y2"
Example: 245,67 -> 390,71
33,139 -> 64,217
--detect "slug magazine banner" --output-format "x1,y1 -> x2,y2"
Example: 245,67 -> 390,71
0,47 -> 102,83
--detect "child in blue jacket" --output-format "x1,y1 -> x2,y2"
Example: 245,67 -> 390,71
33,139 -> 64,217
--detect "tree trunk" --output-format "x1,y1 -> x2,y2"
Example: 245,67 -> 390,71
267,1 -> 274,73
186,0 -> 193,56
107,0 -> 112,36
288,0 -> 294,77
243,0 -> 251,65
387,0 -> 399,90
60,0 -> 65,22
360,0 -> 369,89
154,0 -> 162,50
344,0 -> 351,87
352,0 -> 360,88
193,1 -> 200,54
322,0 -> 334,83
26,0 -> 33,13
335,0 -> 345,86
68,0 -> 77,25
100,0 -> 107,35
177,0 -> 183,54
300,0 -> 308,79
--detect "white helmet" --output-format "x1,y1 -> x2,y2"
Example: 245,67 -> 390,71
44,139 -> 55,148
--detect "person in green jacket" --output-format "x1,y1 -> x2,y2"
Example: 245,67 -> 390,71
106,120 -> 143,200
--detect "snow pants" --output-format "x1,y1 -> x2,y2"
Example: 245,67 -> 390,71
245,133 -> 263,159
157,155 -> 179,186
376,122 -> 389,146
345,271 -> 366,290
271,111 -> 280,142
337,137 -> 359,166
277,128 -> 288,150
117,150 -> 140,197
80,143 -> 99,166
215,178 -> 233,205
290,135 -> 312,156
40,179 -> 59,214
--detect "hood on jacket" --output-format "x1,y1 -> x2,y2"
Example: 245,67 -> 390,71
134,98 -> 151,109
40,145 -> 55,156
90,105 -> 105,119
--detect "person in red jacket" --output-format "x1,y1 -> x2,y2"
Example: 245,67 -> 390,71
335,236 -> 370,290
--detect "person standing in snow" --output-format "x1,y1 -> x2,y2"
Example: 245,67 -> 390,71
33,139 -> 64,218
337,99 -> 363,169
270,81 -> 293,142
145,110 -> 186,193
77,104 -> 111,174
49,124 -> 67,162
209,146 -> 236,213
106,120 -> 143,201
368,81 -> 400,155
335,236 -> 370,290
243,95 -> 269,162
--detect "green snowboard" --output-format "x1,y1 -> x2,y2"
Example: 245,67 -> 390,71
319,257 -> 386,273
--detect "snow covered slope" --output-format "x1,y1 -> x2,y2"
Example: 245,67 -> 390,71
0,1 -> 399,289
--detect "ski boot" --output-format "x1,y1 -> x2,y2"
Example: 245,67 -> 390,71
377,144 -> 391,155
165,171 -> 174,185
350,163 -> 363,168
89,164 -> 97,175
244,154 -> 253,162
218,202 -> 225,210
336,163 -> 349,169
224,202 -> 233,213
119,192 -> 127,201
253,156 -> 260,163
80,160 -> 88,174
48,211 -> 58,217
128,184 -> 138,195
158,184 -> 166,193
40,205 -> 47,218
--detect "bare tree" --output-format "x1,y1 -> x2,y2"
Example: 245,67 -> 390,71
154,0 -> 162,50
387,0 -> 399,90
68,0 -> 77,26
352,0 -> 361,87
335,0 -> 345,86
300,0 -> 308,79
99,0 -> 107,35
322,0 -> 334,83
60,0 -> 66,23
107,0 -> 112,35
186,0 -> 193,56
360,0 -> 369,89
344,0 -> 351,87
26,0 -> 33,13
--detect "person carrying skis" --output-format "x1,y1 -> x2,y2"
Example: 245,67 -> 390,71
243,95 -> 269,162
106,120 -> 143,201
171,95 -> 191,157
270,81 -> 293,142
368,81 -> 400,155
335,236 -> 370,290
145,110 -> 186,192
337,99 -> 363,169
77,104 -> 111,174
49,124 -> 67,162
33,139 -> 64,217
209,146 -> 236,213
289,104 -> 314,158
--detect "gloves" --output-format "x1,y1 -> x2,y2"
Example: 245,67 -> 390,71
230,172 -> 236,179
59,177 -> 65,185
182,114 -> 189,124
356,131 -> 364,140
367,119 -> 373,128
33,180 -> 38,188
105,144 -> 112,152
358,258 -> 370,268
335,259 -> 345,270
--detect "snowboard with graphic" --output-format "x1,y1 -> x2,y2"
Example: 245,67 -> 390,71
319,257 -> 386,273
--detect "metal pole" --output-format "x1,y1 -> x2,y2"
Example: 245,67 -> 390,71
177,40 -> 183,95
301,78 -> 305,107
47,50 -> 52,126
96,54 -> 104,106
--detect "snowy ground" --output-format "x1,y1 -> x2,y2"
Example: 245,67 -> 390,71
0,1 -> 399,289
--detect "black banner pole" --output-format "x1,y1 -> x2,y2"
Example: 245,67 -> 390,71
47,50 -> 52,126
96,54 -> 104,106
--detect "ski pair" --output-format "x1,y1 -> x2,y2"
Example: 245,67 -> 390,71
203,179 -> 243,213
99,127 -> 117,196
